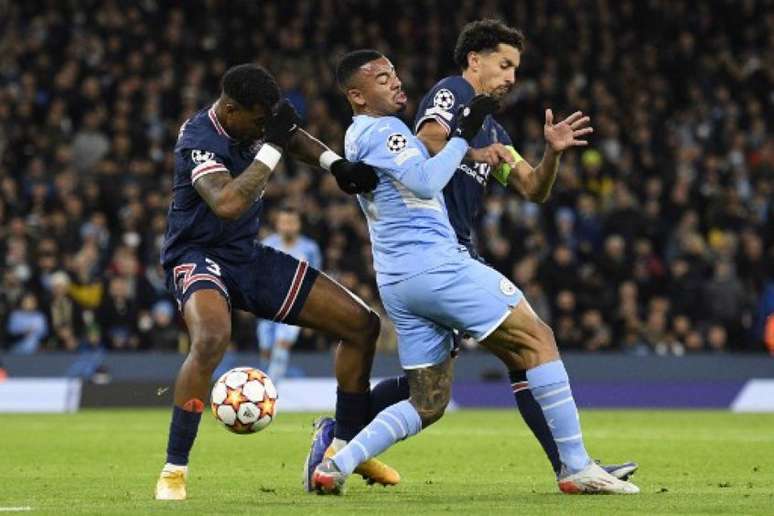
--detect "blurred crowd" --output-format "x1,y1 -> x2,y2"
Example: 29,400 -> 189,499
1,0 -> 772,356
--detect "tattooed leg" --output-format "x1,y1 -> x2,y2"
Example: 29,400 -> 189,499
322,358 -> 453,478
406,357 -> 454,428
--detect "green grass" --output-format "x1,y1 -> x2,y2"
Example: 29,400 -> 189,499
0,409 -> 772,515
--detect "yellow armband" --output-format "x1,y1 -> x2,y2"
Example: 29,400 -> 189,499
491,145 -> 524,186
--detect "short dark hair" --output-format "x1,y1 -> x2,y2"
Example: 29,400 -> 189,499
454,19 -> 525,70
221,63 -> 280,110
277,203 -> 299,216
335,49 -> 384,89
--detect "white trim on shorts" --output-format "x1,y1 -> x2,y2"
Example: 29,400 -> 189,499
476,308 -> 512,342
402,360 -> 442,370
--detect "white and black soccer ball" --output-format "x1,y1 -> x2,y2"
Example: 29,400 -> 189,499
386,133 -> 408,153
211,367 -> 278,434
433,88 -> 456,111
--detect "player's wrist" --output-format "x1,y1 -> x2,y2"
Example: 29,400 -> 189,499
254,144 -> 283,170
319,150 -> 342,172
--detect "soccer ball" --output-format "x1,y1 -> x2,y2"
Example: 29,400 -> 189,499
211,367 -> 278,434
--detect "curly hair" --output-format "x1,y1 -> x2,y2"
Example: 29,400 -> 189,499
453,19 -> 525,69
221,63 -> 280,110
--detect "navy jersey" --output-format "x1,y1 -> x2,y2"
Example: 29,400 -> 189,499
414,76 -> 512,251
161,106 -> 264,269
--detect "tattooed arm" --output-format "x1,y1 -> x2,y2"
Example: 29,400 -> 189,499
406,357 -> 454,427
287,127 -> 379,194
194,100 -> 301,220
194,154 -> 276,221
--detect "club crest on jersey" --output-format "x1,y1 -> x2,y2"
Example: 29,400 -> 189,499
386,133 -> 408,153
191,149 -> 214,164
499,278 -> 517,296
433,88 -> 455,111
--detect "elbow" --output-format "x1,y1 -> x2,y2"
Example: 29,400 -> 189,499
214,205 -> 243,221
211,195 -> 246,221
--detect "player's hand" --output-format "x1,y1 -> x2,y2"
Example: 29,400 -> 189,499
454,94 -> 499,142
544,109 -> 593,153
330,159 -> 378,194
468,143 -> 517,169
263,99 -> 301,149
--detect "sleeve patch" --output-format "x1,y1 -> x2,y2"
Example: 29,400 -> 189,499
433,88 -> 456,111
386,133 -> 408,153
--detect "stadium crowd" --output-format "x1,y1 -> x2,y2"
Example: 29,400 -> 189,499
1,0 -> 772,357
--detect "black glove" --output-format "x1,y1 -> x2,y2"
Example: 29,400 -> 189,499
330,159 -> 378,194
263,99 -> 301,148
453,94 -> 499,142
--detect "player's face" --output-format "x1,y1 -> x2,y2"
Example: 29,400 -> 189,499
223,102 -> 270,142
475,44 -> 520,100
351,57 -> 407,115
276,212 -> 301,239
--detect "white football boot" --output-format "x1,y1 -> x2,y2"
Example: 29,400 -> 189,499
558,461 -> 640,494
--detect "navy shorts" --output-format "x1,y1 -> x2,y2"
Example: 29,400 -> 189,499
165,245 -> 319,324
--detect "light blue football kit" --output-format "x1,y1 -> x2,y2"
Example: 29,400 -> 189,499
334,113 -> 591,479
345,114 -> 524,369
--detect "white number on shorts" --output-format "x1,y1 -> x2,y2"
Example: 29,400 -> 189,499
205,258 -> 222,276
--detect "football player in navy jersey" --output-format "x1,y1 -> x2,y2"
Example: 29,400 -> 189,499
412,20 -> 638,485
155,63 -> 400,500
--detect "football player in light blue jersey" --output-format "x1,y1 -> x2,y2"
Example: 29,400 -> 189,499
311,50 -> 639,495
258,205 -> 322,382
414,20 -> 638,485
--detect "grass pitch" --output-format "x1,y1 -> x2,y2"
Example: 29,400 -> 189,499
0,409 -> 772,514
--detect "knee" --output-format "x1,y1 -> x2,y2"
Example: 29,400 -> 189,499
347,307 -> 381,348
412,392 -> 450,428
526,322 -> 559,367
190,328 -> 229,371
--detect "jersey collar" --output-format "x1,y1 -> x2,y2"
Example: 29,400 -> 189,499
208,102 -> 234,140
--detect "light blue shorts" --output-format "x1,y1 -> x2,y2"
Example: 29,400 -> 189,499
379,255 -> 523,369
257,320 -> 302,351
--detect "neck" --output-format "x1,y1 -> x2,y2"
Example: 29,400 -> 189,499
354,105 -> 386,117
212,99 -> 235,139
281,235 -> 297,246
461,70 -> 483,94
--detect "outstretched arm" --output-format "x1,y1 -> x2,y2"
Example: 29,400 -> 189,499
508,109 -> 593,203
416,120 -> 516,168
288,128 -> 377,194
287,128 -> 334,167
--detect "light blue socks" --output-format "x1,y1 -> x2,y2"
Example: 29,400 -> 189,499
527,360 -> 591,473
332,400 -> 422,475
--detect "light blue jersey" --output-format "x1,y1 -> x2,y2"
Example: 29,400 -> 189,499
261,234 -> 322,269
345,115 -> 468,285
345,114 -> 524,369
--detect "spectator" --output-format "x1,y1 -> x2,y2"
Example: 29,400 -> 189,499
139,300 -> 181,351
0,0 -> 771,353
49,270 -> 82,351
7,293 -> 48,355
97,276 -> 139,350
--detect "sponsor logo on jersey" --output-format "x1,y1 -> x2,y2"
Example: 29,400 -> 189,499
191,149 -> 215,164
